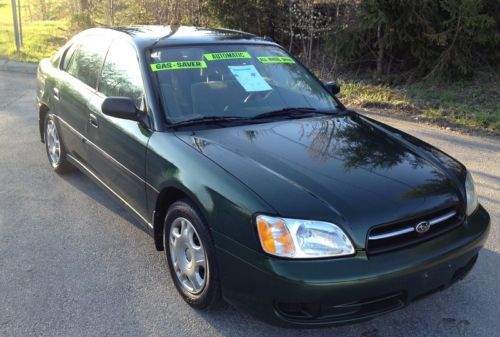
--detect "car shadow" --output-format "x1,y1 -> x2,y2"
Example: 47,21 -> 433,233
416,129 -> 500,154
57,169 -> 150,236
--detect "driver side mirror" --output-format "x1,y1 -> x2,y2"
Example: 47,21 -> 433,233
101,97 -> 138,121
324,81 -> 340,95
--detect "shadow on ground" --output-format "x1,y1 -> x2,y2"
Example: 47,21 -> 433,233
57,169 -> 150,235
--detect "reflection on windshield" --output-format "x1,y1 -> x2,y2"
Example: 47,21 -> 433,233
151,44 -> 338,123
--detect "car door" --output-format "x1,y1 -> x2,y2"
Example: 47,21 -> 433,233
55,35 -> 111,164
86,39 -> 152,220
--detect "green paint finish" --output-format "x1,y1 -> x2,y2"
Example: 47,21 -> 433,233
150,60 -> 207,72
203,51 -> 252,61
258,56 -> 295,64
37,31 -> 491,328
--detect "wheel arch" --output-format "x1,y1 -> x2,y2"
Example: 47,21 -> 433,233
152,185 -> 205,251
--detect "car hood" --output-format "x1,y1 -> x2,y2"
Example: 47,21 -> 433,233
175,113 -> 462,248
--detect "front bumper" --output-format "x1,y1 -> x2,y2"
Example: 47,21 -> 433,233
214,204 -> 490,327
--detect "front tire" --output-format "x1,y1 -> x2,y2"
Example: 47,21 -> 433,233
44,114 -> 73,173
163,200 -> 222,309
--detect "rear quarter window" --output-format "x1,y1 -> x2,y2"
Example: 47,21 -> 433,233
61,43 -> 79,71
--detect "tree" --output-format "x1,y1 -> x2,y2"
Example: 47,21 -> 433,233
207,0 -> 284,38
328,0 -> 499,79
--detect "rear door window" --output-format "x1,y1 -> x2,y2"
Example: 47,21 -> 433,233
66,36 -> 111,88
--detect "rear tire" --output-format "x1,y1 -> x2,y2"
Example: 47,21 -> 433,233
44,114 -> 73,173
163,199 -> 222,309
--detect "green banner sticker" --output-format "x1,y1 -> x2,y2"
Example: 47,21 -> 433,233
203,51 -> 252,61
151,60 -> 207,72
257,56 -> 295,64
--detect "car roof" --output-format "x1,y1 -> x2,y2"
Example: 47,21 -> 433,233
80,25 -> 277,50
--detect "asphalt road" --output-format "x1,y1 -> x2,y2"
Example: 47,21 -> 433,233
0,70 -> 498,337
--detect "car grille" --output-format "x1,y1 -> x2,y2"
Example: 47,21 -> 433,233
366,205 -> 463,254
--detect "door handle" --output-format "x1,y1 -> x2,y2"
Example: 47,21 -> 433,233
89,113 -> 99,128
53,87 -> 59,100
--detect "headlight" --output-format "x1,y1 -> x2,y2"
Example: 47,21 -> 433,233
465,171 -> 478,216
256,215 -> 355,258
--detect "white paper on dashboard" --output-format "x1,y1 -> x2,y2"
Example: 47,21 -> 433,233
228,65 -> 272,92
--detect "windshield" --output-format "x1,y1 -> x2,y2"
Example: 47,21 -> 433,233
150,44 -> 339,123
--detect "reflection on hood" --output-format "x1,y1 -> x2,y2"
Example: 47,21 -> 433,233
176,114 -> 461,245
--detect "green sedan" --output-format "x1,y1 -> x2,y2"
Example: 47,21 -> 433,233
36,26 -> 490,327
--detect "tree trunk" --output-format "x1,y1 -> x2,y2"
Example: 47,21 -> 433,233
308,28 -> 313,66
78,0 -> 91,27
333,1 -> 341,72
79,0 -> 89,12
39,0 -> 47,20
376,23 -> 384,78
288,3 -> 294,51
107,0 -> 114,25
27,0 -> 32,21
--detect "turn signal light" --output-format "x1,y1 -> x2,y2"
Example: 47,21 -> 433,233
256,216 -> 295,256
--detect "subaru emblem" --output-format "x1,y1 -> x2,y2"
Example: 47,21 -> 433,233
415,221 -> 431,234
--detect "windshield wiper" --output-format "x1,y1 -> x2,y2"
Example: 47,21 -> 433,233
170,116 -> 249,128
170,108 -> 335,128
251,107 -> 331,120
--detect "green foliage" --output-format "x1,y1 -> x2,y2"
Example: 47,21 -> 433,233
329,0 -> 499,79
208,0 -> 498,79
0,0 -> 69,62
427,0 -> 499,78
207,0 -> 284,37
337,79 -> 410,110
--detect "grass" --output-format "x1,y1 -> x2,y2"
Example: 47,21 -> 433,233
0,0 -> 69,62
337,79 -> 411,110
337,71 -> 500,133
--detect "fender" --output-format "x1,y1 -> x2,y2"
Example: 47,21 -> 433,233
146,131 -> 275,252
